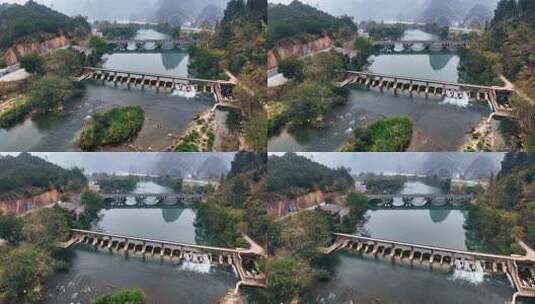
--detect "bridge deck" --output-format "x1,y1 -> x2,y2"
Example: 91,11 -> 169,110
83,67 -> 234,85
70,229 -> 244,254
333,233 -> 532,262
345,70 -> 511,92
373,40 -> 466,45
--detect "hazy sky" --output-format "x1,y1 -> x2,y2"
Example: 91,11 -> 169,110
269,152 -> 505,174
0,152 -> 235,174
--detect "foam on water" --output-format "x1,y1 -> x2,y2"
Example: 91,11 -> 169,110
450,260 -> 486,284
441,90 -> 470,107
170,86 -> 197,99
178,254 -> 212,274
178,261 -> 212,273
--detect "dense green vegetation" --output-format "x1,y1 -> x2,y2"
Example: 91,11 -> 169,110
189,0 -> 266,77
457,47 -> 500,85
92,289 -> 146,304
19,52 -> 45,75
28,74 -> 83,114
0,96 -> 32,129
350,36 -> 374,70
459,0 -> 535,149
187,0 -> 267,150
0,153 -> 87,200
268,1 -> 356,47
338,191 -> 370,233
78,106 -> 145,151
268,153 -> 353,194
0,49 -> 86,129
362,175 -> 407,194
97,176 -> 138,193
466,153 -> 535,254
0,207 -> 75,303
278,58 -> 305,82
0,1 -> 90,51
366,23 -> 407,41
98,22 -> 137,40
268,51 -> 347,135
342,116 -> 413,152
195,152 -> 270,248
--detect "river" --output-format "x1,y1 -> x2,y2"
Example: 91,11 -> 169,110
0,29 -> 213,152
268,29 -> 490,152
307,181 -> 523,304
44,181 -> 236,304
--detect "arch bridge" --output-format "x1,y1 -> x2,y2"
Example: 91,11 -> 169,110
340,71 -> 516,119
101,192 -> 204,207
373,40 -> 467,52
106,39 -> 189,51
367,193 -> 473,209
77,67 -> 240,109
325,233 -> 535,300
64,229 -> 267,288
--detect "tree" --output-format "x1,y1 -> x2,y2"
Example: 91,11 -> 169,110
88,36 -> 109,64
345,191 -> 369,218
0,243 -> 54,304
80,190 -> 104,220
28,74 -> 80,113
304,51 -> 345,84
280,211 -> 331,261
45,49 -> 83,77
20,52 -> 45,75
279,58 -> 305,81
22,208 -> 70,250
92,289 -> 146,304
0,215 -> 23,245
264,252 -> 315,303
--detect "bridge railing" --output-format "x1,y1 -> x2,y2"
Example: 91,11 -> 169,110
345,70 -> 512,92
83,67 -> 234,85
333,232 -> 529,262
71,229 -> 248,255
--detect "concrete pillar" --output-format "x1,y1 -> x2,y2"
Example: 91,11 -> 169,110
394,79 -> 398,96
127,74 -> 131,89
425,82 -> 429,99
379,77 -> 384,93
409,80 -> 414,97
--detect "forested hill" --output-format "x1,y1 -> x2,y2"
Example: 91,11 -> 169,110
0,1 -> 90,51
466,152 -> 535,254
268,153 -> 354,194
488,0 -> 535,90
0,153 -> 87,199
268,0 -> 357,47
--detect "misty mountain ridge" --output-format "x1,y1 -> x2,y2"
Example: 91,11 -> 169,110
152,0 -> 227,26
26,153 -> 234,180
273,0 -> 498,26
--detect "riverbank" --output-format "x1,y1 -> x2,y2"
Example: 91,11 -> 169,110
171,107 -> 215,152
461,118 -> 507,152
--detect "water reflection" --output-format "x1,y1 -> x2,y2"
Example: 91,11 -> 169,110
429,209 -> 453,223
102,53 -> 189,76
161,207 -> 184,223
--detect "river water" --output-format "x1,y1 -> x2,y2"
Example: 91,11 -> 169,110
0,30 -> 213,152
44,181 -> 236,304
268,30 -> 489,152
307,181 -> 520,304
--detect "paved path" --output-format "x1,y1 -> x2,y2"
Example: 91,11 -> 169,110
0,69 -> 30,82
